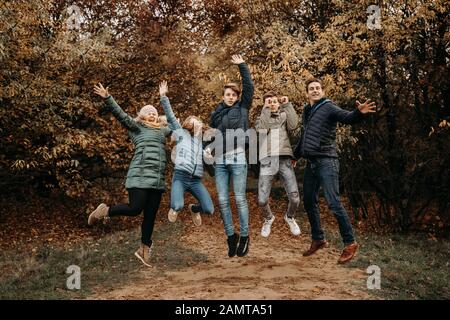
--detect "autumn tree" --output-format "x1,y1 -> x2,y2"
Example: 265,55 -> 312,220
1,0 -> 448,233
0,0 -> 208,204
191,0 -> 449,233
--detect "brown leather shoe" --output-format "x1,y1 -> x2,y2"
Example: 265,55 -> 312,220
303,240 -> 329,256
338,242 -> 359,264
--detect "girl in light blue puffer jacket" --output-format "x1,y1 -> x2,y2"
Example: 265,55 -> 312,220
159,81 -> 214,226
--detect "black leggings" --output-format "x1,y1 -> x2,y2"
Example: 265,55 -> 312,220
108,188 -> 163,247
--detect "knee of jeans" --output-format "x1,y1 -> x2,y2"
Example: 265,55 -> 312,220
303,200 -> 316,212
218,195 -> 229,206
234,193 -> 247,205
328,201 -> 344,213
290,191 -> 300,207
257,197 -> 268,208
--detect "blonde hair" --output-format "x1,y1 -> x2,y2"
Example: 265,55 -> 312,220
182,116 -> 209,135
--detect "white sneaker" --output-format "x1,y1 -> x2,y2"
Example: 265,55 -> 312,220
261,216 -> 275,238
168,208 -> 178,222
284,214 -> 301,236
189,204 -> 202,226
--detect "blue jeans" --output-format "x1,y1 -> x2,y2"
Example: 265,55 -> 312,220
303,157 -> 355,245
171,170 -> 214,214
215,152 -> 249,237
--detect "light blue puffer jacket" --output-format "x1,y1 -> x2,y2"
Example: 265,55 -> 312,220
160,96 -> 204,177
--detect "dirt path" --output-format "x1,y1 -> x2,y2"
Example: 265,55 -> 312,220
91,208 -> 374,300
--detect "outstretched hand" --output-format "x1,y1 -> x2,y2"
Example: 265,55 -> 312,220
159,81 -> 168,97
93,83 -> 109,98
356,99 -> 377,114
231,54 -> 245,65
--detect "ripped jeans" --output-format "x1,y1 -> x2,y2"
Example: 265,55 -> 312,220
215,152 -> 249,237
258,156 -> 300,220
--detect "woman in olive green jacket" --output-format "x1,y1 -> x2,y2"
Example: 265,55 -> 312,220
88,83 -> 171,267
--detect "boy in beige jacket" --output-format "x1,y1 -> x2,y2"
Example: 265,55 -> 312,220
255,92 -> 301,238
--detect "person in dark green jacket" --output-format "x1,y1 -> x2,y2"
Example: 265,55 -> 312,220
88,83 -> 171,267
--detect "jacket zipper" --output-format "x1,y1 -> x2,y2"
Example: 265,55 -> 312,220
301,111 -> 309,156
191,136 -> 201,177
140,146 -> 146,164
158,131 -> 162,187
301,99 -> 328,156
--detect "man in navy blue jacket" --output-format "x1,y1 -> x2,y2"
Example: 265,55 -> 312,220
293,78 -> 376,264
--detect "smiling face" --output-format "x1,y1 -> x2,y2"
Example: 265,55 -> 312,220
138,105 -> 159,124
307,81 -> 324,105
141,110 -> 158,123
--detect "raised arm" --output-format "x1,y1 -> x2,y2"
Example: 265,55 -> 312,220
231,54 -> 254,110
279,97 -> 299,132
94,83 -> 139,131
159,81 -> 181,131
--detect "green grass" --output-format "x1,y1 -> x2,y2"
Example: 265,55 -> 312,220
325,229 -> 450,300
2,206 -> 448,300
0,221 -> 208,300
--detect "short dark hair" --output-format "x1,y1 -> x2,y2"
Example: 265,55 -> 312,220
306,78 -> 322,92
223,83 -> 241,96
262,91 -> 278,103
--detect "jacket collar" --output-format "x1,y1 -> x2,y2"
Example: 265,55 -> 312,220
305,98 -> 330,122
219,100 -> 238,109
306,97 -> 327,109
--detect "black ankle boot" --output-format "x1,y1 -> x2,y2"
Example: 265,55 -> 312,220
237,236 -> 250,257
227,233 -> 240,257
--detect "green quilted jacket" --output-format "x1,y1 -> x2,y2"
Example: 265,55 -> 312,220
105,95 -> 171,190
